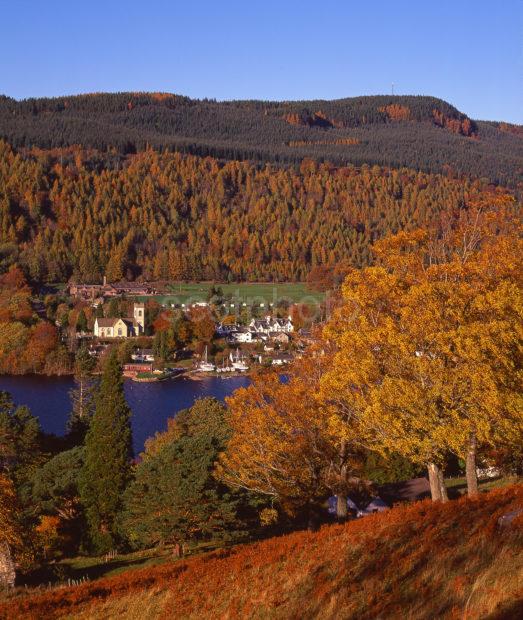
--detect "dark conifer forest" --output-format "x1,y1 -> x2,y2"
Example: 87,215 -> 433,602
0,92 -> 521,186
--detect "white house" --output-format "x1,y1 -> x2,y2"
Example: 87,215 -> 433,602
269,332 -> 290,344
131,348 -> 155,362
249,316 -> 294,334
271,353 -> 293,366
216,322 -> 239,336
231,328 -> 254,343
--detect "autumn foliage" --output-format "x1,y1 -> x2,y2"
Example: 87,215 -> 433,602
432,109 -> 476,136
1,485 -> 521,620
0,267 -> 67,374
0,92 -> 517,186
1,139 -> 518,284
321,203 -> 522,500
379,103 -> 411,121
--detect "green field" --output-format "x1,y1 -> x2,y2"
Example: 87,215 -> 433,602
136,282 -> 325,308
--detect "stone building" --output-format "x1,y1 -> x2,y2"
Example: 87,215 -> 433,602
93,303 -> 145,338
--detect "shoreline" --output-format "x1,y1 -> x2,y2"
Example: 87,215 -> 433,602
0,367 -> 256,381
181,369 -> 252,381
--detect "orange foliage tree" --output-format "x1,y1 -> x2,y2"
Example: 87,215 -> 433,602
217,354 -> 366,522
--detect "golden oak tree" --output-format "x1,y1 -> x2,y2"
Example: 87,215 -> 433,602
322,202 -> 522,500
321,266 -> 451,501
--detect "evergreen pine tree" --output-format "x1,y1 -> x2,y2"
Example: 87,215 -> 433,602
153,331 -> 171,361
79,351 -> 133,552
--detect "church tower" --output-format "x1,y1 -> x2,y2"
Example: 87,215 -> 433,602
133,302 -> 145,334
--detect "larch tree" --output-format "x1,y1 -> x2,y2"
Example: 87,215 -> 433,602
79,351 -> 133,552
4,138 -> 519,286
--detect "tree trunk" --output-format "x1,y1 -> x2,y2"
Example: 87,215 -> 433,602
79,379 -> 85,417
465,433 -> 479,497
336,494 -> 348,520
427,462 -> 448,502
427,462 -> 442,501
0,542 -> 16,589
437,466 -> 448,503
336,439 -> 349,520
307,506 -> 320,531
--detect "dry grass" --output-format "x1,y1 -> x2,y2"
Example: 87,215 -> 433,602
1,485 -> 522,620
67,588 -> 171,620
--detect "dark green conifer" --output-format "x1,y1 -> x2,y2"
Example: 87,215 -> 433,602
79,351 -> 132,552
122,398 -> 248,549
75,309 -> 88,333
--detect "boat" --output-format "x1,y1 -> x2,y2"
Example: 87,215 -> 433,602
230,349 -> 249,372
198,346 -> 216,372
217,357 -> 234,373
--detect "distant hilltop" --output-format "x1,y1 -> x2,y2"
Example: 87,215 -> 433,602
0,92 -> 521,186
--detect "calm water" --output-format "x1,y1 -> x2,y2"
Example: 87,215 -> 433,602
0,374 -> 250,453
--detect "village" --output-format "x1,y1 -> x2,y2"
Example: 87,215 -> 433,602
59,279 -> 317,381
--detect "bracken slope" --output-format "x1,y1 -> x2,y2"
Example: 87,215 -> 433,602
1,484 -> 522,620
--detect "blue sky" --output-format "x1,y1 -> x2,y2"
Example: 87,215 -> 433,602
0,0 -> 521,122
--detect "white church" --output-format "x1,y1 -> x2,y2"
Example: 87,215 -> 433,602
94,303 -> 145,338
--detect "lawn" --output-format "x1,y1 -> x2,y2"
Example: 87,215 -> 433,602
135,282 -> 325,307
445,475 -> 519,497
56,540 -> 228,583
55,548 -> 172,583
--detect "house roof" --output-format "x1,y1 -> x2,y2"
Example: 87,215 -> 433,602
95,318 -> 119,327
111,283 -> 150,291
96,317 -> 136,328
251,316 -> 292,326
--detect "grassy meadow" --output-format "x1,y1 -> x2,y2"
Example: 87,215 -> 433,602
136,282 -> 326,308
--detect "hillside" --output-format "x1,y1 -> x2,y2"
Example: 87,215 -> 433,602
2,485 -> 522,620
0,140 -> 518,284
0,93 -> 522,186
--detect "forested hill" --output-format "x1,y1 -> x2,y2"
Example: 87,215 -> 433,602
0,92 -> 521,187
0,141 -> 516,284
